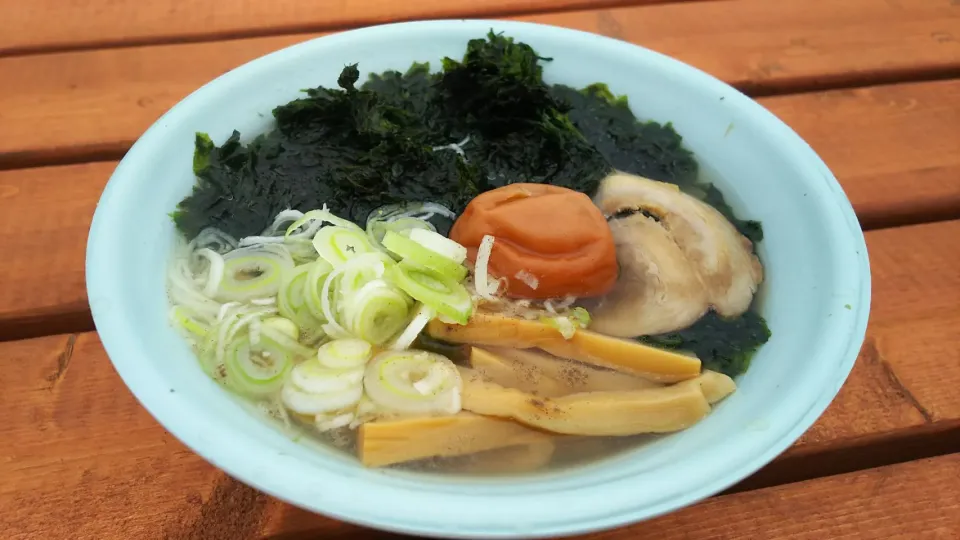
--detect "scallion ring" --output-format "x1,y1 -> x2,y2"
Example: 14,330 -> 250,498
312,226 -> 377,267
317,338 -> 374,369
385,261 -> 473,324
343,279 -> 413,346
223,336 -> 292,397
363,350 -> 462,415
381,230 -> 468,282
216,244 -> 294,302
302,259 -> 335,321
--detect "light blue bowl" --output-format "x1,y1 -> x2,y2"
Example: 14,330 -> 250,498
86,20 -> 870,539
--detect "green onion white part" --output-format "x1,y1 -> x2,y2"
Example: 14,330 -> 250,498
215,244 -> 294,302
474,234 -> 498,300
407,228 -> 467,263
285,206 -> 362,242
363,350 -> 462,415
389,304 -> 436,350
315,412 -> 357,432
312,225 -> 377,267
303,259 -> 335,321
317,338 -> 373,369
366,214 -> 436,251
223,335 -> 293,397
343,279 -> 413,345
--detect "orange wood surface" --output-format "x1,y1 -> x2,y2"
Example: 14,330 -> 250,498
3,219 -> 959,539
3,80 -> 958,339
0,0 -> 667,55
261,454 -> 960,539
2,0 -> 960,537
1,0 -> 958,168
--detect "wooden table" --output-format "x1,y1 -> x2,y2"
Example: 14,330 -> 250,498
2,0 -> 959,538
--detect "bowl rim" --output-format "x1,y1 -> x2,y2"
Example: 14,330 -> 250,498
86,18 -> 871,539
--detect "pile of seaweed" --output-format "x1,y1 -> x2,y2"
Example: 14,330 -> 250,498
173,31 -> 768,376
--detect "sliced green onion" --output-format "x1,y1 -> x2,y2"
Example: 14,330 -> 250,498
571,306 -> 591,328
315,412 -> 356,432
407,228 -> 467,263
367,216 -> 436,250
538,307 -> 590,340
541,315 -> 577,339
312,226 -> 376,267
339,260 -> 385,299
302,259 -> 335,321
284,207 -> 362,242
363,350 -> 462,415
216,244 -> 294,302
388,304 -> 435,350
288,307 -> 327,346
281,383 -> 363,415
277,264 -> 311,320
344,279 -> 413,345
223,336 -> 292,397
262,316 -> 299,340
281,358 -> 364,415
169,305 -> 211,339
382,230 -> 468,282
386,261 -> 473,324
317,338 -> 374,369
291,362 -> 364,394
194,248 -> 225,297
318,253 -> 392,339
258,324 -> 317,360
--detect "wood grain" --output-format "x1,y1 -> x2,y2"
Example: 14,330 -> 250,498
258,454 -> 960,539
527,0 -> 960,95
0,163 -> 107,338
767,81 -> 960,229
3,80 -> 958,338
1,0 -> 958,167
3,220 -> 959,539
0,0 -> 678,55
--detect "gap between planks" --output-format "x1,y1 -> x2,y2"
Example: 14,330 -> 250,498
1,0 -> 959,170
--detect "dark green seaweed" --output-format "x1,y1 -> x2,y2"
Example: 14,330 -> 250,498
173,31 -> 770,374
637,311 -> 771,377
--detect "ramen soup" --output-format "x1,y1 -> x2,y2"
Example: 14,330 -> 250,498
167,32 -> 771,474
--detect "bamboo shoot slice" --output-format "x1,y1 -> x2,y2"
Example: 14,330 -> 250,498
451,439 -> 556,474
427,313 -> 701,382
681,370 -> 737,404
458,367 -> 711,436
358,411 -> 550,467
484,346 -> 663,394
469,347 -> 570,397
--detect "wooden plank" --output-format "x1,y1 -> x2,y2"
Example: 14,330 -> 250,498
2,220 -> 959,538
0,0 -> 679,56
766,81 -> 960,230
527,0 -> 960,95
257,455 -> 960,539
0,163 -> 106,338
2,79 -> 958,337
1,0 -> 958,167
